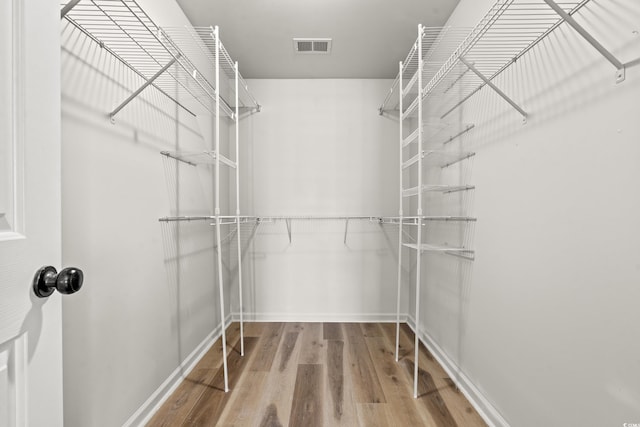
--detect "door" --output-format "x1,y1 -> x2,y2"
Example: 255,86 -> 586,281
1,1 -> 64,426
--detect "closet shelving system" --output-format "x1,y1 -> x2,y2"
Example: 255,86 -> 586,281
62,0 -> 260,393
252,215 -> 391,246
379,0 -> 627,399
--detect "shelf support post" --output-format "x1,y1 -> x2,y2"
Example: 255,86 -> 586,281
543,0 -> 625,83
459,57 -> 528,119
234,61 -> 245,357
395,60 -> 404,363
212,26 -> 230,393
109,55 -> 180,121
413,24 -> 424,400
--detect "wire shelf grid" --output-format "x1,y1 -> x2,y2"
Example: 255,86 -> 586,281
161,150 -> 237,168
381,0 -> 593,116
61,0 -> 259,120
422,0 -> 590,118
160,26 -> 260,110
380,26 -> 471,113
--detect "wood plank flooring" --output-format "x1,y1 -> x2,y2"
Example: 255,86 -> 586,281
147,323 -> 487,427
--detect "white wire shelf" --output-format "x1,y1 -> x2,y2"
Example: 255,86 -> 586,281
379,216 -> 477,225
402,95 -> 420,118
161,150 -> 237,168
61,0 -> 259,120
422,0 -> 594,119
402,128 -> 420,147
402,242 -> 475,258
402,150 -> 475,169
402,123 -> 475,149
380,26 -> 471,113
402,184 -> 475,197
158,215 -> 257,223
160,27 -> 260,112
383,0 -> 624,117
402,72 -> 419,99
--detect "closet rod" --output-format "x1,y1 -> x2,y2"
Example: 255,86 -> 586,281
158,216 -> 257,223
381,216 -> 477,224
159,215 -> 395,223
255,215 -> 385,222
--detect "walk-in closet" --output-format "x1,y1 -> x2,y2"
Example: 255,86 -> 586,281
1,0 -> 638,426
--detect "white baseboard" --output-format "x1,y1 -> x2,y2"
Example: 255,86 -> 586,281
231,312 -> 404,323
122,314 -> 233,427
405,315 -> 509,427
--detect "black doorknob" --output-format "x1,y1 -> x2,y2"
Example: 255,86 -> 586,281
33,266 -> 84,298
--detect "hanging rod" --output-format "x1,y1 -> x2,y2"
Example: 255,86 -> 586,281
380,216 -> 477,224
255,215 -> 386,223
159,215 -> 392,223
256,216 -> 389,246
158,215 -> 257,223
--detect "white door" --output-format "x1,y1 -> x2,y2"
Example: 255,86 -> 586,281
1,1 -> 65,426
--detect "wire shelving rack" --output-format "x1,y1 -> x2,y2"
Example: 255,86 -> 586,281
61,0 -> 261,394
381,0 -> 628,402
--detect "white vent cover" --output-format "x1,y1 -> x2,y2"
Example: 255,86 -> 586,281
293,38 -> 332,54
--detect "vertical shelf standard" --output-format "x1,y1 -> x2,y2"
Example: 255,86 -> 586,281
157,25 -> 259,393
392,24 -> 477,400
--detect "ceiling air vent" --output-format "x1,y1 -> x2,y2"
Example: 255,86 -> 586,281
293,38 -> 332,54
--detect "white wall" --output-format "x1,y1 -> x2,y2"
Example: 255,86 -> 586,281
238,79 -> 403,321
60,1 -> 237,426
409,1 -> 640,426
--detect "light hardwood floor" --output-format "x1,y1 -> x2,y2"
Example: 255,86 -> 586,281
147,322 -> 487,427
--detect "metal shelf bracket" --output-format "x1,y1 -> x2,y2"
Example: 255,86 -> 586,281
109,56 -> 180,122
543,0 -> 626,84
442,124 -> 475,146
459,57 -> 528,119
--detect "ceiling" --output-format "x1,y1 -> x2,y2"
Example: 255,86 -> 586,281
175,0 -> 461,79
